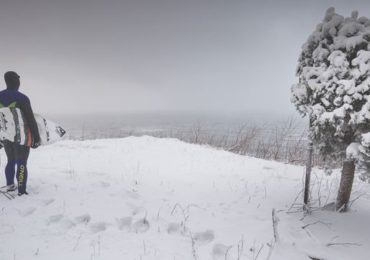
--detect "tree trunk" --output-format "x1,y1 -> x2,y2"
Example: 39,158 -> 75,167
336,159 -> 355,212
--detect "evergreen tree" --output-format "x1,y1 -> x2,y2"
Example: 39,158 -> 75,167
291,7 -> 370,211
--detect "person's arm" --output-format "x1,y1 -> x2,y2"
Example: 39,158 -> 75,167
20,97 -> 40,148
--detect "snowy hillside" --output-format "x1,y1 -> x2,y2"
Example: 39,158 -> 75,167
0,136 -> 369,260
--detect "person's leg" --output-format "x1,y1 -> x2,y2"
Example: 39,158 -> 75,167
14,144 -> 30,195
3,140 -> 16,186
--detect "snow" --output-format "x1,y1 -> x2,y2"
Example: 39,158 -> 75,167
0,136 -> 370,260
352,50 -> 370,76
328,51 -> 348,68
346,142 -> 361,160
361,132 -> 370,148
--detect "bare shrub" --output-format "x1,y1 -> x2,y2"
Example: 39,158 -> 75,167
67,116 -> 334,167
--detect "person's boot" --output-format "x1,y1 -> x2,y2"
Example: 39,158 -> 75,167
6,184 -> 17,192
18,191 -> 29,196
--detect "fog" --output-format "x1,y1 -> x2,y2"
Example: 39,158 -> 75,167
0,0 -> 369,117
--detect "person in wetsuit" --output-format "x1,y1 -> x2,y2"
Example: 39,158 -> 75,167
0,71 -> 40,195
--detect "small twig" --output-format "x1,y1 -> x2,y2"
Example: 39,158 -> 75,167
301,221 -> 331,230
253,244 -> 264,260
265,241 -> 275,260
308,256 -> 324,260
143,240 -> 146,255
286,206 -> 321,215
324,180 -> 334,206
224,245 -> 233,260
287,189 -> 304,212
237,237 -> 244,260
326,242 -> 361,247
97,235 -> 101,256
348,193 -> 366,208
272,209 -> 279,243
73,232 -> 83,251
336,203 -> 346,213
156,205 -> 162,221
171,203 -> 188,220
189,232 -> 198,260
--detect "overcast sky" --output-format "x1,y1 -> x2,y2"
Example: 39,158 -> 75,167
0,0 -> 369,116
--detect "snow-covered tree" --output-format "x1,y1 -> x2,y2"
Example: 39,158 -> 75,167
291,7 -> 370,211
358,133 -> 370,182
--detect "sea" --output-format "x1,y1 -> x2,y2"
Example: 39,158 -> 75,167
51,112 -> 307,142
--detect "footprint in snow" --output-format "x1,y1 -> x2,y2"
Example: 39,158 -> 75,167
43,199 -> 55,206
125,203 -> 145,216
60,219 -> 75,230
100,181 -> 110,188
87,171 -> 105,176
116,217 -> 132,230
125,190 -> 140,200
193,230 -> 215,245
47,214 -> 75,230
20,207 -> 36,217
74,214 -> 91,225
0,224 -> 14,235
212,243 -> 231,260
47,214 -> 64,224
167,222 -> 186,235
132,218 -> 150,233
89,222 -> 108,233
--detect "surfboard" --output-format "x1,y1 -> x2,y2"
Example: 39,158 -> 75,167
0,107 -> 66,146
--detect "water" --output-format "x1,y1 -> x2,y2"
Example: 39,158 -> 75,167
51,112 -> 306,141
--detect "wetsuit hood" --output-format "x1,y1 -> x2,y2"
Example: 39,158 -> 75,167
4,71 -> 20,90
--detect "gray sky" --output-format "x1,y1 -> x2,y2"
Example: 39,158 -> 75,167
0,0 -> 369,116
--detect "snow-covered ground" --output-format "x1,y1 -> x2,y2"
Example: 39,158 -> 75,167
0,136 -> 369,260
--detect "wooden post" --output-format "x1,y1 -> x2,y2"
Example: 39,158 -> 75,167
304,118 -> 313,208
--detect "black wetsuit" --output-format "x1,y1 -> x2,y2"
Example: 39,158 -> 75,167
0,72 -> 40,194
